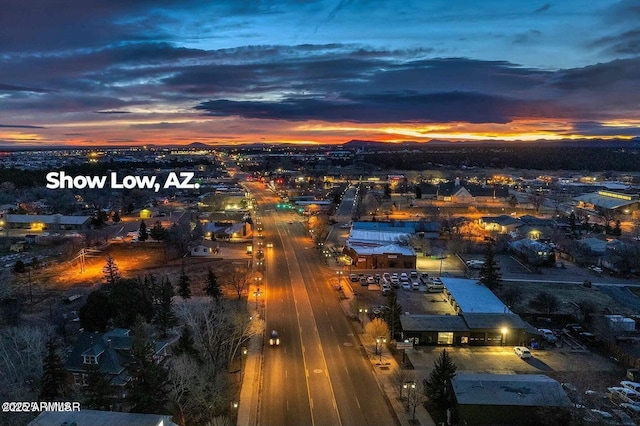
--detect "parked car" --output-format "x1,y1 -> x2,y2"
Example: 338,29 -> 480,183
465,260 -> 485,269
411,281 -> 420,290
588,265 -> 603,274
564,323 -> 584,336
366,275 -> 376,284
579,331 -> 602,347
621,402 -> 640,413
360,276 -> 368,286
410,271 -> 419,280
350,274 -> 358,282
538,328 -> 557,344
513,346 -> 532,359
608,387 -> 640,404
402,281 -> 412,290
269,330 -> 280,346
621,381 -> 640,393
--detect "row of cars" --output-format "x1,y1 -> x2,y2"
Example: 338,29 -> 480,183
350,271 -> 444,294
607,380 -> 640,415
564,323 -> 602,347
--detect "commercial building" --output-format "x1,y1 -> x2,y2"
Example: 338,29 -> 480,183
400,278 -> 538,346
448,373 -> 572,425
4,214 -> 91,231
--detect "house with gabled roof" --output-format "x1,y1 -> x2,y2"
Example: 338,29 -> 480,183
65,328 -> 170,391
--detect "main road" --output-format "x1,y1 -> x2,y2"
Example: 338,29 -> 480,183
248,182 -> 396,426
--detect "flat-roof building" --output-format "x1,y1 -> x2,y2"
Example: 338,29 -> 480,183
449,373 -> 572,425
400,278 -> 538,346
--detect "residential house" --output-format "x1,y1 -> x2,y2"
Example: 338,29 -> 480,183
65,328 -> 169,395
509,238 -> 555,265
190,241 -> 221,257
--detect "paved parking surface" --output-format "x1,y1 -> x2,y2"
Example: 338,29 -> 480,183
407,344 -> 621,377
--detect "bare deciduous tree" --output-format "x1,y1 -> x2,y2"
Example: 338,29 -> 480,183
225,266 -> 250,300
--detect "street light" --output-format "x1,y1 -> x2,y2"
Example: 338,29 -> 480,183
404,381 -> 416,411
376,336 -> 387,361
358,307 -> 368,324
501,327 -> 508,346
240,346 -> 248,380
253,287 -> 262,309
336,271 -> 343,290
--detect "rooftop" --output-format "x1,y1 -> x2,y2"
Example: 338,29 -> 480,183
28,409 -> 177,426
450,373 -> 572,407
442,278 -> 510,314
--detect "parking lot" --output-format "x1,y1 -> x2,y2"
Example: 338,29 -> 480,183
406,344 -> 624,392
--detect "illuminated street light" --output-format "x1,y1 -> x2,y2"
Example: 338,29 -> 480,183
403,381 -> 416,411
241,346 -> 248,379
501,327 -> 508,346
336,271 -> 343,290
253,287 -> 262,309
358,307 -> 368,324
375,336 -> 387,360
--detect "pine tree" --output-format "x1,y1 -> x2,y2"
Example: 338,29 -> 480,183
177,265 -> 191,300
149,221 -> 166,241
478,242 -> 502,290
82,364 -> 113,410
126,320 -> 169,414
204,267 -> 222,302
423,349 -> 457,403
153,276 -> 176,337
139,220 -> 148,242
102,255 -> 120,286
39,339 -> 67,401
383,290 -> 402,340
174,326 -> 200,361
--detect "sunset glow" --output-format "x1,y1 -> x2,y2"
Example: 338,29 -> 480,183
0,1 -> 638,147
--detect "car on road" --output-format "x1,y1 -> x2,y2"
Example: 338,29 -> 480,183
538,328 -> 557,344
269,330 -> 280,346
513,346 -> 532,359
287,220 -> 293,224
465,260 -> 485,269
266,242 -> 273,248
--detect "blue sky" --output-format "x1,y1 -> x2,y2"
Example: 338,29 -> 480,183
1,0 -> 639,146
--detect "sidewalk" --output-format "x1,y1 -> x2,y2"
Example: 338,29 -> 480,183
236,286 -> 262,426
338,278 -> 437,426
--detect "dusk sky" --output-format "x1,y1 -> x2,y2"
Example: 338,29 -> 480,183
1,0 -> 639,147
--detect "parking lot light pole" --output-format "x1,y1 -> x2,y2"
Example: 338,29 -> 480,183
501,327 -> 508,346
336,271 -> 343,290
